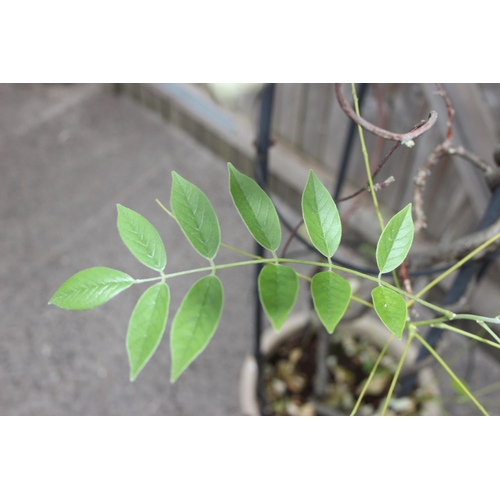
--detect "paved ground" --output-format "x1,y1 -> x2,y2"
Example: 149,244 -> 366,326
0,83 -> 270,415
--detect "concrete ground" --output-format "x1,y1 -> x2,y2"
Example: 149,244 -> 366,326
0,83 -> 265,415
2,83 -> 500,416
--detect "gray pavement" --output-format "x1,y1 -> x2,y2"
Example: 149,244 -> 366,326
0,83 -> 261,415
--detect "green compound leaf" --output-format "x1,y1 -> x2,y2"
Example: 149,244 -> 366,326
371,286 -> 407,340
258,265 -> 299,332
376,203 -> 414,274
228,162 -> 281,252
311,271 -> 351,334
302,170 -> 342,258
127,283 -> 170,381
170,172 -> 221,260
49,267 -> 134,310
170,275 -> 224,382
117,204 -> 167,271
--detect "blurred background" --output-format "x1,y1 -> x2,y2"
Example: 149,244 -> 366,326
2,82 -> 500,415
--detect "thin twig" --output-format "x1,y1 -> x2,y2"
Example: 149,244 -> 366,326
280,218 -> 304,259
413,84 -> 500,231
335,83 -> 438,146
413,84 -> 455,232
446,145 -> 500,189
337,143 -> 400,202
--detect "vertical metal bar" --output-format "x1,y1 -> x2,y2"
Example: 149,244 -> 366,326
254,83 -> 275,415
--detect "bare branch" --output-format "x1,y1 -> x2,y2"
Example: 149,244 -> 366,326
413,146 -> 448,232
335,83 -> 438,146
337,143 -> 400,202
413,84 -> 456,232
446,145 -> 500,189
413,85 -> 500,231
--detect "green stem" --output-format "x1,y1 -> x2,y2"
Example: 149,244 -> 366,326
351,336 -> 392,416
220,242 -> 262,260
414,331 -> 489,416
272,250 -> 279,264
477,321 -> 500,345
352,83 -> 385,232
458,314 -> 500,324
432,323 -> 500,351
411,230 -> 500,303
351,296 -> 374,309
155,255 -> 459,319
411,314 -> 500,328
381,329 -> 414,416
472,379 -> 500,398
133,276 -> 163,284
156,198 -> 175,218
410,316 -> 448,327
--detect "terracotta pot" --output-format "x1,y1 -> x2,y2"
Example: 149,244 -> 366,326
239,312 -> 440,416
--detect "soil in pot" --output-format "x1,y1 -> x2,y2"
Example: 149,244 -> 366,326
261,327 -> 434,416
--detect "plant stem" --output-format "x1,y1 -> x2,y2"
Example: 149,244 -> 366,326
414,331 -> 489,416
432,323 -> 500,350
410,230 -> 500,304
472,379 -> 500,398
381,329 -> 414,416
156,198 -> 175,218
133,276 -> 163,284
220,242 -> 262,260
157,255 -> 462,320
352,83 -> 385,232
448,314 -> 500,324
351,335 -> 392,416
477,321 -> 500,345
410,316 -> 448,327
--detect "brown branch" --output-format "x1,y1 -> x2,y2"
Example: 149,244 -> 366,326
335,83 -> 438,146
446,145 -> 500,189
413,85 -> 500,232
413,84 -> 455,232
338,117 -> 429,203
413,147 -> 448,232
280,218 -> 304,258
337,143 -> 400,202
437,82 -> 455,143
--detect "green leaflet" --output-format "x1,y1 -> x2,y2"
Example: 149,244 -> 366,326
311,271 -> 351,334
228,162 -> 281,252
376,204 -> 414,274
170,275 -> 224,382
49,267 -> 134,310
302,170 -> 342,258
170,172 -> 221,260
117,204 -> 167,271
371,286 -> 407,339
127,283 -> 170,381
258,265 -> 299,332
